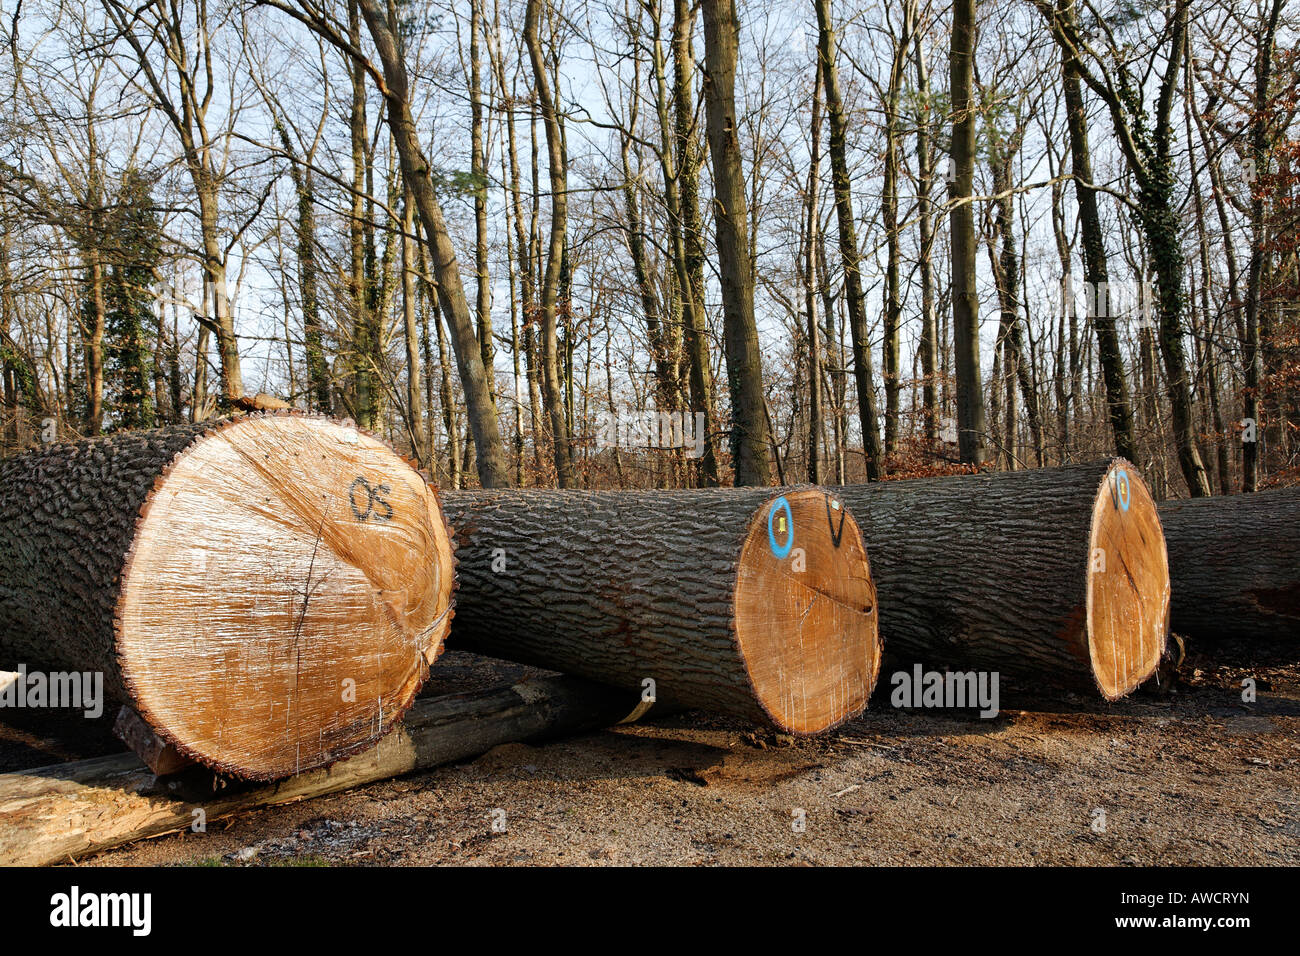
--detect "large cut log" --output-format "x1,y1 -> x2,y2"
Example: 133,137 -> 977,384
441,487 -> 880,734
836,459 -> 1169,699
0,675 -> 645,867
1159,487 -> 1300,643
0,414 -> 455,780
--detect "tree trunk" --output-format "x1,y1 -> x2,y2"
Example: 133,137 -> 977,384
82,248 -> 107,435
0,415 -> 455,780
1242,0 -> 1285,491
441,486 -> 879,733
469,0 -> 495,407
277,124 -> 331,414
402,188 -> 427,465
700,0 -> 771,486
836,459 -> 1170,699
988,130 -> 1045,465
1159,488 -> 1300,643
649,0 -> 718,485
672,0 -> 717,486
805,66 -> 825,484
948,0 -> 987,465
815,0 -> 884,480
348,0 -> 377,430
881,6 -> 914,457
1058,8 -> 1138,463
913,29 -> 939,445
523,0 -> 577,488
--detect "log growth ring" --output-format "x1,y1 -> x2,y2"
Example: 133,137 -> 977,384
733,489 -> 880,735
113,415 -> 455,779
1086,460 -> 1170,699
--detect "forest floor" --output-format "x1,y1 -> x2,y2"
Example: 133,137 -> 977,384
2,639 -> 1297,866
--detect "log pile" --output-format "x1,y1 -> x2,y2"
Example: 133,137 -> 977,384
13,428 -> 1292,865
440,487 -> 881,734
836,459 -> 1171,699
1159,487 -> 1300,643
0,414 -> 456,780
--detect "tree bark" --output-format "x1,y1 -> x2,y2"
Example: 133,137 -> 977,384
1159,488 -> 1300,643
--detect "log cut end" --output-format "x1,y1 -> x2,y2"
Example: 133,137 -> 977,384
1086,460 -> 1170,699
114,415 -> 455,780
733,489 -> 880,735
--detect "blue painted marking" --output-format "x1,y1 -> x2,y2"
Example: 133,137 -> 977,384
1114,469 -> 1131,512
768,496 -> 794,559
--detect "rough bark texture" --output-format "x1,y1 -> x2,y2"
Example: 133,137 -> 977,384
441,486 -> 878,733
0,421 -> 212,695
0,675 -> 644,867
0,414 -> 456,780
1159,489 -> 1300,643
837,460 -> 1169,698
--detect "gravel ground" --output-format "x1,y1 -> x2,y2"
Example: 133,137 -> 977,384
2,641 -> 1297,866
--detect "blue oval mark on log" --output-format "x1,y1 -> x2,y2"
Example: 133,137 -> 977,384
768,496 -> 794,558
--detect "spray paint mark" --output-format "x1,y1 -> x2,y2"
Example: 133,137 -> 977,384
824,495 -> 846,548
1110,469 -> 1131,512
768,496 -> 794,559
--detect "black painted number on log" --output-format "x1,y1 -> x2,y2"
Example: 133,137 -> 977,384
824,495 -> 846,548
350,476 -> 394,522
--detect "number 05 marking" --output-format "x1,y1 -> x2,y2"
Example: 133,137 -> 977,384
350,476 -> 394,522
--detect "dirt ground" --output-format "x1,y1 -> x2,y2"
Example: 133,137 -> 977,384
2,639 -> 1297,866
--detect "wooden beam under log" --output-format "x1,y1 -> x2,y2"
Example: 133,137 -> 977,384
0,675 -> 643,867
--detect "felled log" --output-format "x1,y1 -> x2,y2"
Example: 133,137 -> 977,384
836,459 -> 1169,699
0,675 -> 644,867
1159,487 -> 1300,643
441,487 -> 880,734
0,414 -> 455,780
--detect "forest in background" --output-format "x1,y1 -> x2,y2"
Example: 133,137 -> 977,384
0,0 -> 1297,498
